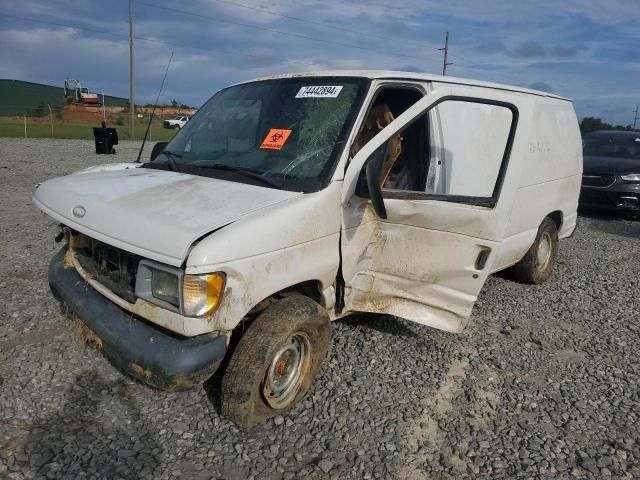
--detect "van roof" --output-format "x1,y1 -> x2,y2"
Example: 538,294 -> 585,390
586,130 -> 640,138
239,70 -> 570,102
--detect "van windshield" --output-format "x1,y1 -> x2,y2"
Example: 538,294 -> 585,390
148,77 -> 367,191
584,135 -> 640,160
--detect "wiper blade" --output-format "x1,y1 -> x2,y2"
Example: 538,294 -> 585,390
199,164 -> 284,188
163,150 -> 182,172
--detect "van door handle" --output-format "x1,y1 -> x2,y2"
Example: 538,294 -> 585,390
475,248 -> 491,270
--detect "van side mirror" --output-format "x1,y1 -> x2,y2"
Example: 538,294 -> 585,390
150,142 -> 168,162
355,148 -> 387,219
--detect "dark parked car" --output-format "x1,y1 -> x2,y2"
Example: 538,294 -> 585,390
579,130 -> 640,215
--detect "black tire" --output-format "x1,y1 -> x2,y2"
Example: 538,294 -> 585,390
514,217 -> 559,284
221,295 -> 330,428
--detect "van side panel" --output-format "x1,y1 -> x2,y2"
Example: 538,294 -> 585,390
492,98 -> 582,272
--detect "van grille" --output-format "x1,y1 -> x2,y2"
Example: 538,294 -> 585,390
582,174 -> 615,187
72,233 -> 140,303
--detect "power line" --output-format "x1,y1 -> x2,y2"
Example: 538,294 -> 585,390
447,49 -> 572,92
443,47 -> 531,85
447,54 -> 527,86
168,0 -> 443,51
3,11 -> 573,97
2,12 -> 528,89
0,13 -> 321,68
135,1 -> 443,64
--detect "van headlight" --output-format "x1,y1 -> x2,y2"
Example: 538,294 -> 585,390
621,173 -> 640,182
151,269 -> 180,306
182,273 -> 225,317
136,260 -> 225,317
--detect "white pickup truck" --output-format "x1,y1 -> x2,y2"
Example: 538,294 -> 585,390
34,71 -> 582,427
163,115 -> 189,129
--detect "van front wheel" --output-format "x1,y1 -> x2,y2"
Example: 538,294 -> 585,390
514,217 -> 559,284
221,295 -> 330,428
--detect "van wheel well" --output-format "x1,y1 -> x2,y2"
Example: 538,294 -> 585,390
278,280 -> 323,304
547,211 -> 563,230
233,281 -> 323,335
224,281 -> 324,379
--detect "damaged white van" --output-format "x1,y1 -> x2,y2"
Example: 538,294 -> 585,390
34,71 -> 582,427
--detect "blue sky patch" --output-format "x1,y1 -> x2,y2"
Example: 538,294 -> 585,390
0,0 -> 638,125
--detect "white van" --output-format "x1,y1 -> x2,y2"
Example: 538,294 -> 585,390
34,71 -> 582,427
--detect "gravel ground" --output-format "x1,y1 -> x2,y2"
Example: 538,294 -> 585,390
0,137 -> 639,480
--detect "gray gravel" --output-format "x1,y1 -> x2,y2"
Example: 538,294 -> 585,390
1,138 -> 639,480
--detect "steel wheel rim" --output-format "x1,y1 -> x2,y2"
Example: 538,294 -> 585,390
536,232 -> 552,271
262,333 -> 311,409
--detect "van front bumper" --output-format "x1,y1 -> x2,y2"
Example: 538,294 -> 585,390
48,248 -> 227,391
579,183 -> 640,213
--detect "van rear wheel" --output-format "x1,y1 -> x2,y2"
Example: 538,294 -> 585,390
221,295 -> 330,428
514,217 -> 559,284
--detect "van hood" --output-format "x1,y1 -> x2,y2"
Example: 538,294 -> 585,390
583,155 -> 640,175
33,165 -> 302,266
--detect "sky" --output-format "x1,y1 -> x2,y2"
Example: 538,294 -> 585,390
0,0 -> 638,125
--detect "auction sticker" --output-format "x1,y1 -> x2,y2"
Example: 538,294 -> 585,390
260,128 -> 292,150
295,85 -> 343,98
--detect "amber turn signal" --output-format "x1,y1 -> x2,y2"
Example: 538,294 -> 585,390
182,273 -> 225,317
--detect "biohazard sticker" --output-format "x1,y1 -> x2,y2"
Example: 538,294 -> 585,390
295,86 -> 343,98
260,128 -> 292,150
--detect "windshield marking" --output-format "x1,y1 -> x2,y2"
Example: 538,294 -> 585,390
260,128 -> 292,150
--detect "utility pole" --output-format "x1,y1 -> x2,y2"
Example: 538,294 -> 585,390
439,31 -> 454,76
633,104 -> 639,130
129,0 -> 135,139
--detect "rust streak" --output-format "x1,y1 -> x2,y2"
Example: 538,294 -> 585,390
130,363 -> 153,380
63,248 -> 75,269
73,317 -> 103,350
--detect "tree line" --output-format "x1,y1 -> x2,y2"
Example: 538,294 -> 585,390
580,117 -> 637,136
140,99 -> 193,109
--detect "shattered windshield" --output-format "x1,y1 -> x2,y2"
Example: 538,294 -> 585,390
149,77 -> 367,191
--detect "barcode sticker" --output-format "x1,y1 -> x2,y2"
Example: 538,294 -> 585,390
295,86 -> 343,98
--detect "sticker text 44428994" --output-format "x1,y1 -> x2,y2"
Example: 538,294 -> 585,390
295,86 -> 343,99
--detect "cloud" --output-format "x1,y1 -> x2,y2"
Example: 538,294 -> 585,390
409,0 -> 640,25
510,41 -> 546,59
528,82 -> 553,92
0,0 -> 638,125
507,41 -> 586,59
550,44 -> 587,58
398,64 -> 427,73
475,41 -> 508,55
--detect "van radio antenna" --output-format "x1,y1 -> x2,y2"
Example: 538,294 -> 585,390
136,51 -> 174,163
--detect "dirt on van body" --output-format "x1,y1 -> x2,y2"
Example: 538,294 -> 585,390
0,138 -> 639,479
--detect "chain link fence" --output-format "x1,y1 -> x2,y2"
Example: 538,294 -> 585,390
0,104 -> 196,140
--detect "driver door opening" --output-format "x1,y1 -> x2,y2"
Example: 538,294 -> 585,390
350,86 -> 427,191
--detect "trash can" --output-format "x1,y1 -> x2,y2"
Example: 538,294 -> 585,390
93,126 -> 119,154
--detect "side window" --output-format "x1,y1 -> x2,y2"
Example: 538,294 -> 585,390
427,101 -> 513,197
371,99 -> 514,200
351,87 -> 423,158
